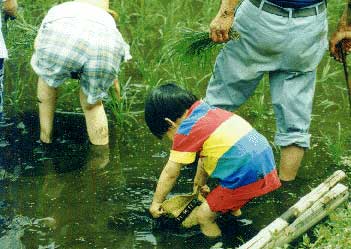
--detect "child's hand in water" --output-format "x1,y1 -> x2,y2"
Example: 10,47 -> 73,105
149,201 -> 164,218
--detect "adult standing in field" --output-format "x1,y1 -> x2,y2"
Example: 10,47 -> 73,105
205,0 -> 328,181
31,0 -> 131,145
330,0 -> 351,61
0,0 -> 17,121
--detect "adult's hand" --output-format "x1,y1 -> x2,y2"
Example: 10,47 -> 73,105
330,30 -> 351,62
330,9 -> 351,61
209,12 -> 234,43
3,0 -> 18,17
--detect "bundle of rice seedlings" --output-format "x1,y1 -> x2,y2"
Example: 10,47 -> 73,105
166,27 -> 240,62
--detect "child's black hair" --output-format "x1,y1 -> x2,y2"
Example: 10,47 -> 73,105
144,83 -> 198,139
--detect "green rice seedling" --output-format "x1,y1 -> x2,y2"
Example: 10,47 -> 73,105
165,27 -> 240,63
2,9 -> 39,113
107,77 -> 144,126
244,76 -> 272,119
321,122 -> 348,165
318,57 -> 342,84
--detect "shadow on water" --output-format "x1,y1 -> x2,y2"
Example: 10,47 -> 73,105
0,112 -> 348,249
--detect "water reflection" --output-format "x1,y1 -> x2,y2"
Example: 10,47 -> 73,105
1,112 -> 346,248
0,112 -> 284,249
0,113 -> 127,248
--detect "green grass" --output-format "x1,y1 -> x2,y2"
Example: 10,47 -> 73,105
165,27 -> 239,65
320,122 -> 349,165
297,203 -> 351,249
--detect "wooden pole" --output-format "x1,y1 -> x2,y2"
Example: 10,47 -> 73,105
339,3 -> 351,115
238,170 -> 347,249
266,184 -> 349,248
339,45 -> 351,115
239,184 -> 349,249
281,170 -> 346,220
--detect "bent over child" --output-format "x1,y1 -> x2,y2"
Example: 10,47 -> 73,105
145,83 -> 281,237
31,0 -> 131,145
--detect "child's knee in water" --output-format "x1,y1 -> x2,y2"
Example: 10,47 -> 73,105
231,209 -> 242,217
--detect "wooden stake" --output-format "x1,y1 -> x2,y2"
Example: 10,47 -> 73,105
281,170 -> 346,220
238,170 -> 347,249
267,184 -> 349,248
339,44 -> 351,115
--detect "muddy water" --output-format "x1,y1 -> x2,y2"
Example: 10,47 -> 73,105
1,38 -> 351,248
0,88 -> 349,249
0,1 -> 350,248
0,113 -> 257,249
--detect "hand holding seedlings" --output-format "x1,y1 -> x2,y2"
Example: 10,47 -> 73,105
3,0 -> 18,18
209,0 -> 238,43
330,2 -> 351,61
166,27 -> 239,62
210,11 -> 234,43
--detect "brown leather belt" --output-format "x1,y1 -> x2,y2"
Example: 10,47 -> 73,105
249,0 -> 326,18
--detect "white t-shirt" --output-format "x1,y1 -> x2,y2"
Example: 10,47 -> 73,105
41,1 -> 116,30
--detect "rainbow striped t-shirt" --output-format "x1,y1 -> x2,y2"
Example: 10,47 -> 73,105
169,101 -> 278,190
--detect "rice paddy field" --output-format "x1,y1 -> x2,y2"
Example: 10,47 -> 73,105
0,0 -> 351,248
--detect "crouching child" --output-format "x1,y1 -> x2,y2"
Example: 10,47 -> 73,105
144,83 -> 281,238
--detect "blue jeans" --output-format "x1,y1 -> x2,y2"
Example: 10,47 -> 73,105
205,0 -> 328,148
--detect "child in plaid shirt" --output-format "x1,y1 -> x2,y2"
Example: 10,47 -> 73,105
145,83 -> 281,237
31,0 -> 131,145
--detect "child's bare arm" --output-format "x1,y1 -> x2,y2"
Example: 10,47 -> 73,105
149,160 -> 183,218
193,159 -> 208,193
3,0 -> 18,17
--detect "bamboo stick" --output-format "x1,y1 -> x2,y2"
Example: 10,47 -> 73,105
283,170 -> 346,219
266,183 -> 349,248
237,218 -> 289,249
239,170 -> 347,249
239,183 -> 349,249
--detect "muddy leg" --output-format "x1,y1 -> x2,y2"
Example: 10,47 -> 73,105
37,78 -> 57,143
87,144 -> 110,169
79,89 -> 108,145
197,201 -> 221,238
279,145 -> 304,181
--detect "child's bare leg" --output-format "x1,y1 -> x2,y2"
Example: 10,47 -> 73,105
87,144 -> 110,169
37,77 -> 57,143
231,209 -> 242,217
196,201 -> 221,238
79,89 -> 108,145
279,145 -> 304,181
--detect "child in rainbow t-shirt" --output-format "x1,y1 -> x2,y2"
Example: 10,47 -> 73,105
144,83 -> 281,238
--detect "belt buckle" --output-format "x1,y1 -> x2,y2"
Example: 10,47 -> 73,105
287,8 -> 293,18
318,2 -> 325,13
